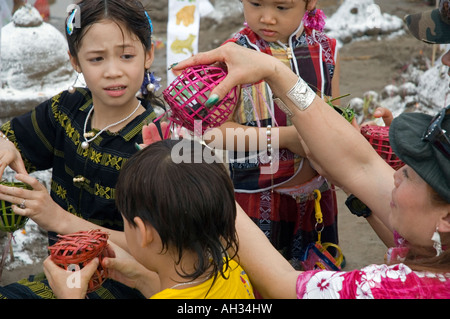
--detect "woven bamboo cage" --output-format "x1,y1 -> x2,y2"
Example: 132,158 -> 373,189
0,181 -> 32,232
163,65 -> 238,134
48,229 -> 109,292
360,125 -> 405,170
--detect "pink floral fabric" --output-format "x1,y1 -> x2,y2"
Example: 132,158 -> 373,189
296,263 -> 450,299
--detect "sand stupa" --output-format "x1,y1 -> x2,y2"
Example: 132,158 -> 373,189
0,4 -> 75,124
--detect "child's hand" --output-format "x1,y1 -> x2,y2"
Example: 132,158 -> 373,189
139,122 -> 170,149
0,136 -> 27,177
361,107 -> 394,127
43,256 -> 99,299
102,242 -> 160,298
373,107 -> 394,126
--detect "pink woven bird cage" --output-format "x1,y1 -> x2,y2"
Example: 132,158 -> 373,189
361,125 -> 405,170
48,229 -> 109,293
163,65 -> 238,134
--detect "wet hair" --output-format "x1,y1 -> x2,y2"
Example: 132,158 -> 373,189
115,139 -> 239,285
65,0 -> 164,108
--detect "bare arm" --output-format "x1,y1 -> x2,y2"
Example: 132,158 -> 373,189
174,43 -> 395,232
0,173 -> 128,250
366,215 -> 395,247
204,92 -> 305,157
206,122 -> 305,157
235,203 -> 299,299
270,84 -> 395,232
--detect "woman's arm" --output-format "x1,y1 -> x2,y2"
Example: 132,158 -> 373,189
174,43 -> 395,231
365,215 -> 396,247
267,80 -> 395,233
234,203 -> 299,299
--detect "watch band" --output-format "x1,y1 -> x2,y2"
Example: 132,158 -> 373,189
345,194 -> 372,218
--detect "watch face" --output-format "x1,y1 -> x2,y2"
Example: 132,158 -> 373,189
345,195 -> 371,217
349,197 -> 368,211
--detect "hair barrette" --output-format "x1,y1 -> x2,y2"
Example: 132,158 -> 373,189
67,9 -> 78,35
144,11 -> 153,33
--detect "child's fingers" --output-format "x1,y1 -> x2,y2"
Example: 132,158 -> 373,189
142,122 -> 172,147
160,121 -> 170,139
142,123 -> 161,145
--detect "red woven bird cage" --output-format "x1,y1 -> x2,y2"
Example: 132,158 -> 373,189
163,65 -> 238,134
48,229 -> 109,293
360,125 -> 405,170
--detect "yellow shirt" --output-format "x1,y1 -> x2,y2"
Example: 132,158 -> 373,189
151,259 -> 254,299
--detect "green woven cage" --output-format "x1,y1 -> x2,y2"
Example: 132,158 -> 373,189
0,181 -> 31,233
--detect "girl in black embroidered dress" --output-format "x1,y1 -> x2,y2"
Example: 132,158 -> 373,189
0,0 -> 163,299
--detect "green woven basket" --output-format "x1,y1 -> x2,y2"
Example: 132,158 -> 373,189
0,181 -> 31,233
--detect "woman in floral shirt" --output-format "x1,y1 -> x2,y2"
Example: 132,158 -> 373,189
174,1 -> 450,299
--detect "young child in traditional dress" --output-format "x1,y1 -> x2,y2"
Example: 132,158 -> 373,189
216,0 -> 343,269
0,0 -> 164,298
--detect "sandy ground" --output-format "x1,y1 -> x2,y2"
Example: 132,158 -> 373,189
0,0 -> 442,287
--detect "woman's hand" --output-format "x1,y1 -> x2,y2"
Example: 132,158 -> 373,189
173,43 -> 287,104
43,256 -> 99,299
